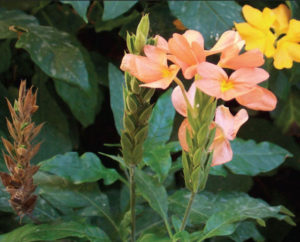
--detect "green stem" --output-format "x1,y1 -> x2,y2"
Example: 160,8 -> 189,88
129,166 -> 136,242
174,77 -> 193,111
164,218 -> 174,239
180,192 -> 196,231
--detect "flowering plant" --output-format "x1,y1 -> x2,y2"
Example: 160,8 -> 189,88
0,1 -> 298,242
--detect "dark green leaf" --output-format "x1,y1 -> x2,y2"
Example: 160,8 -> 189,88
229,221 -> 264,242
143,144 -> 172,182
102,1 -> 137,21
34,172 -> 112,221
275,89 -> 300,132
62,1 -> 90,23
15,25 -> 90,92
32,72 -> 73,162
0,8 -> 39,39
226,139 -> 292,176
0,181 -> 12,212
209,164 -> 228,177
53,46 -> 102,127
288,0 -> 300,19
0,221 -> 110,242
0,39 -> 11,73
136,170 -> 169,224
206,173 -> 253,193
35,2 -> 84,35
39,152 -> 120,185
108,63 -> 124,135
96,10 -> 140,32
145,88 -> 175,147
168,1 -> 243,47
169,190 -> 295,240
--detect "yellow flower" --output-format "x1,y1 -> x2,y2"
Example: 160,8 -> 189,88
235,5 -> 277,57
235,4 -> 300,69
274,19 -> 300,69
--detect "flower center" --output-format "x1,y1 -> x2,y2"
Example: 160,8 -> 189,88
162,68 -> 171,78
220,80 -> 233,93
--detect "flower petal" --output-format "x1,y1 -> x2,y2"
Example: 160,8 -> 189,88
236,86 -> 277,111
171,83 -> 196,117
140,64 -> 180,89
230,67 -> 269,86
272,3 -> 291,34
144,45 -> 167,65
155,35 -> 169,52
242,5 -> 275,30
183,30 -> 204,48
178,118 -> 190,151
211,135 -> 233,166
197,62 -> 228,80
215,105 -> 248,140
206,30 -> 244,56
168,33 -> 197,66
219,48 -> 265,69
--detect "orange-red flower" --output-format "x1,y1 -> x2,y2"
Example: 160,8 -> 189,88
210,105 -> 248,166
168,30 -> 206,79
120,45 -> 179,89
195,62 -> 269,101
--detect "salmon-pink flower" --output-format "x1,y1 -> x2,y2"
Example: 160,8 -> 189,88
120,45 -> 179,89
168,30 -> 206,79
171,83 -> 196,117
211,105 -> 248,166
155,35 -> 169,52
236,86 -> 277,111
218,44 -> 265,70
205,30 -> 244,56
195,62 -> 269,101
171,83 -> 196,152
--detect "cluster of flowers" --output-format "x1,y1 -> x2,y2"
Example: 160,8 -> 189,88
121,28 -> 277,166
235,4 -> 300,69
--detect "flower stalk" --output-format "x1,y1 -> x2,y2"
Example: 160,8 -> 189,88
120,15 -> 156,241
0,80 -> 43,220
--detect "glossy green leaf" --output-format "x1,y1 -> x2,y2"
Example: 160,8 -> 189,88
39,152 -> 120,185
275,89 -> 300,132
226,139 -> 292,176
62,1 -> 90,23
0,8 -> 39,39
108,63 -> 124,135
53,46 -> 102,127
15,25 -> 90,92
209,164 -> 228,177
0,221 -> 110,242
229,221 -> 264,242
169,190 -> 295,240
136,170 -> 169,224
168,1 -> 243,47
102,1 -> 137,21
145,88 -> 175,147
34,172 -> 112,220
31,72 -> 73,162
143,144 -> 172,182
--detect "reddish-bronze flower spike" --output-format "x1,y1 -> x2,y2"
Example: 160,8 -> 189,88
0,80 -> 43,219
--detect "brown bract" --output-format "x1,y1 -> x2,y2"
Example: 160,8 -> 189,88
0,80 -> 43,219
